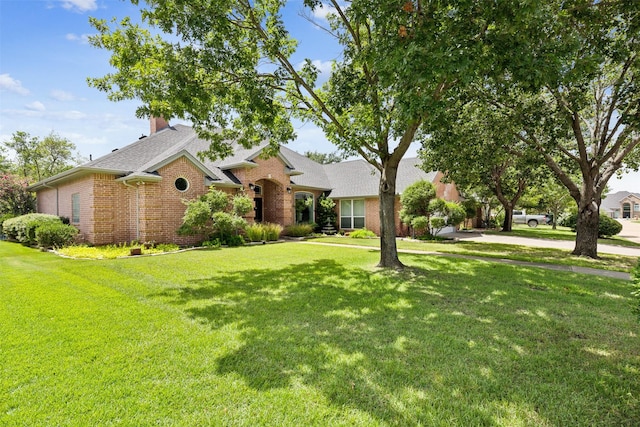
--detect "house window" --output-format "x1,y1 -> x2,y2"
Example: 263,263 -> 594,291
175,177 -> 189,192
71,193 -> 80,223
340,199 -> 365,229
295,192 -> 314,223
635,203 -> 640,211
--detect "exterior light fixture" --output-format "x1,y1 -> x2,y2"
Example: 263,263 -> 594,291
286,187 -> 292,194
248,183 -> 255,190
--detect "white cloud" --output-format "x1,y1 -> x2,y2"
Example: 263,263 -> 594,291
25,101 -> 46,112
0,74 -> 30,95
65,33 -> 91,44
50,89 -> 77,101
1,108 -> 87,120
310,59 -> 333,75
312,3 -> 340,20
60,0 -> 97,13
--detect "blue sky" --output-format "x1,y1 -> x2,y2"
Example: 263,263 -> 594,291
0,0 -> 344,159
0,0 -> 638,192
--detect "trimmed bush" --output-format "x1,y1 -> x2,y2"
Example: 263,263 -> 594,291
349,228 -> 377,238
560,212 -> 622,237
283,223 -> 314,237
2,213 -> 62,244
598,215 -> 622,237
35,223 -> 79,248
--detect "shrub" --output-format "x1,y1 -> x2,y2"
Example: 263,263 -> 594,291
598,215 -> 622,237
202,239 -> 222,249
410,216 -> 429,236
35,223 -> 78,248
225,234 -> 245,247
262,223 -> 283,241
429,217 -> 447,235
3,213 -> 62,244
284,223 -> 314,237
245,223 -> 265,242
561,212 -> 622,237
350,228 -> 377,238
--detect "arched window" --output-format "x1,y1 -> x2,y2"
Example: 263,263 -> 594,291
295,192 -> 314,224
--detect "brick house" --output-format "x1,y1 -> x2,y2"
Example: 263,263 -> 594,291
28,119 -> 459,245
601,191 -> 640,219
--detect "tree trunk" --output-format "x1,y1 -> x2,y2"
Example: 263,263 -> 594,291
502,206 -> 514,232
572,198 -> 599,258
377,161 -> 404,269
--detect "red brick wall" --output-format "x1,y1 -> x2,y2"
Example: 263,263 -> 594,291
230,155 -> 294,226
146,157 -> 210,245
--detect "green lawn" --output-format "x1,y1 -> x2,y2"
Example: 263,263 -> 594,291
485,224 -> 640,248
1,241 -> 639,426
310,236 -> 639,273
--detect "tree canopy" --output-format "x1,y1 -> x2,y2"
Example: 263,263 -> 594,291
2,131 -> 79,182
304,151 -> 343,165
449,1 -> 640,257
421,98 -> 548,232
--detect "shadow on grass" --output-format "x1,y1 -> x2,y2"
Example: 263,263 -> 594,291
155,255 -> 639,425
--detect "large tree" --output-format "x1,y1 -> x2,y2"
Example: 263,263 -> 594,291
88,0 -> 561,268
422,100 -> 547,232
2,131 -> 78,182
476,2 -> 639,257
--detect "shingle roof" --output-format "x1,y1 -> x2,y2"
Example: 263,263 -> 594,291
323,157 -> 437,198
29,123 -> 439,196
601,191 -> 640,211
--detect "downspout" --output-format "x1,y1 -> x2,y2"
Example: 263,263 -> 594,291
122,180 -> 140,242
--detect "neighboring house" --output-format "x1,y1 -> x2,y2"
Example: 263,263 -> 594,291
601,191 -> 640,219
28,119 -> 459,245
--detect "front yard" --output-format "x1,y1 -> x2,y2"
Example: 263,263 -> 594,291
1,241 -> 638,426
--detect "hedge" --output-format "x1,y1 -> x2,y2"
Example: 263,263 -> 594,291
35,222 -> 79,248
2,213 -> 63,245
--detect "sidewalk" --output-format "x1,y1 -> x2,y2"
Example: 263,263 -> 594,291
298,240 -> 633,281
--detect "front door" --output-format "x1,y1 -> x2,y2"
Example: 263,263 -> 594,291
254,197 -> 263,222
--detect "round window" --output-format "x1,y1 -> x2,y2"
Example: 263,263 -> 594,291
174,177 -> 189,192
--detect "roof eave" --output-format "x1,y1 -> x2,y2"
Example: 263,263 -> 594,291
27,166 -> 127,191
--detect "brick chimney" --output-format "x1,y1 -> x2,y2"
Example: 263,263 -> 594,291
150,116 -> 169,134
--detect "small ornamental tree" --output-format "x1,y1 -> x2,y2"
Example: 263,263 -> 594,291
179,188 -> 252,245
400,180 -> 461,237
0,174 -> 36,216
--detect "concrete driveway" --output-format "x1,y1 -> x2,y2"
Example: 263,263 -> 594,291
449,226 -> 640,257
618,219 -> 640,244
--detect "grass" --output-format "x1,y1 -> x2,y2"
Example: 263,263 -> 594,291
485,224 -> 640,248
310,236 -> 639,273
1,241 -> 639,426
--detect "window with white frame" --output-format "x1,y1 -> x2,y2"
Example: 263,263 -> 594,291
635,203 -> 640,211
72,193 -> 80,223
340,199 -> 365,229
